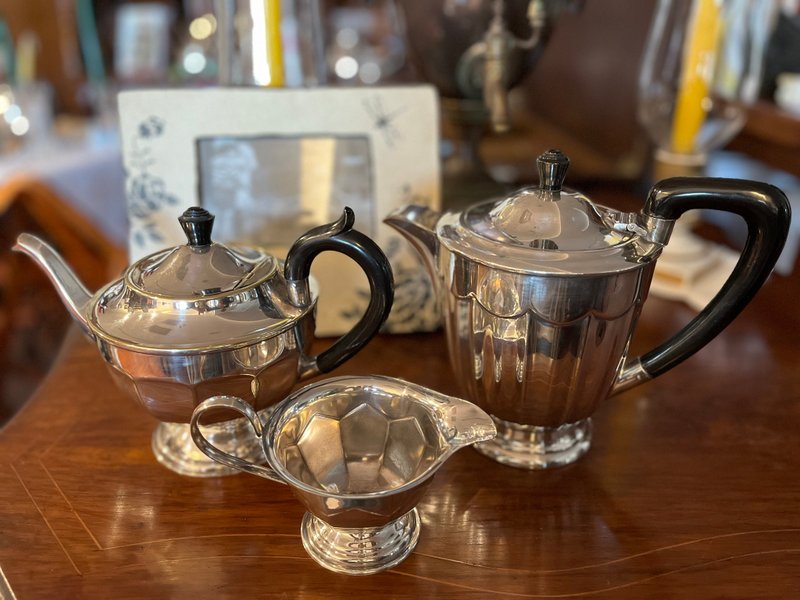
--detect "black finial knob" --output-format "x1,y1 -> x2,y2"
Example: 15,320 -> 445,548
179,207 -> 215,247
537,149 -> 570,191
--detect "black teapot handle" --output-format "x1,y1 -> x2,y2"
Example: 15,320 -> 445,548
285,208 -> 394,375
614,177 -> 791,393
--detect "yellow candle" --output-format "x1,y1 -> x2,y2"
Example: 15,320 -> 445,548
670,0 -> 722,155
264,0 -> 284,87
16,32 -> 37,85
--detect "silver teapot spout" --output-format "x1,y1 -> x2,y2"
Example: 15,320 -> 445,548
384,205 -> 442,295
13,233 -> 93,337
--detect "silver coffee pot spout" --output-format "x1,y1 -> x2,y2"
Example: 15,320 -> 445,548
384,204 -> 443,298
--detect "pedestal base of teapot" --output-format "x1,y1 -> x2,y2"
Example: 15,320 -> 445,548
152,418 -> 267,477
474,417 -> 592,469
300,509 -> 420,575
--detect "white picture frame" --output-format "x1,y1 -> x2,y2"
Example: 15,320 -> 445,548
118,86 -> 441,335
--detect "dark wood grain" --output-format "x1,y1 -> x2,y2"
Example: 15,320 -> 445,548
1,199 -> 799,598
728,100 -> 800,178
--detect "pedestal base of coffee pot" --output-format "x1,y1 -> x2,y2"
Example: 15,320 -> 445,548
152,417 -> 267,477
474,417 -> 592,469
300,509 -> 420,575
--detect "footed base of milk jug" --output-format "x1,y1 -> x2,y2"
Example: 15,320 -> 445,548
301,509 -> 420,575
474,417 -> 592,469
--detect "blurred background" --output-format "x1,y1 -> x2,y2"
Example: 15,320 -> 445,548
0,0 -> 798,422
2,1 -> 798,175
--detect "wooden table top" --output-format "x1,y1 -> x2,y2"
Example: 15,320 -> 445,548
1,251 -> 799,598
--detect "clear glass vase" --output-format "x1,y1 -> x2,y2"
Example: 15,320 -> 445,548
638,0 -> 778,168
637,0 -> 779,305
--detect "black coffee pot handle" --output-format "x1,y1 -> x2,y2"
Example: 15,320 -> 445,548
620,177 -> 790,386
285,207 -> 394,375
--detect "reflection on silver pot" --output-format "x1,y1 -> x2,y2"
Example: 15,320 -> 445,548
14,206 -> 394,477
386,149 -> 791,469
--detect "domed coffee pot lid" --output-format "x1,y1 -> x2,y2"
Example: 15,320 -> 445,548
89,207 -> 311,353
436,150 -> 658,275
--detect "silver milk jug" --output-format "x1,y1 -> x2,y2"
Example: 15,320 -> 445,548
190,376 -> 496,575
386,149 -> 791,469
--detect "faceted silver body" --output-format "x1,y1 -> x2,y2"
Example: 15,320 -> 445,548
98,314 -> 316,423
12,231 -> 319,477
13,232 -> 319,424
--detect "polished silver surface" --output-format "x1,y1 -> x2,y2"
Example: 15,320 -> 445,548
13,233 -> 94,336
638,213 -> 677,245
385,149 -> 672,469
441,249 -> 654,426
152,419 -> 266,477
96,244 -> 308,352
96,312 -> 313,421
435,158 -> 665,274
190,376 -> 496,574
390,155 -> 786,471
15,229 -> 307,353
474,416 -> 592,469
13,228 -> 316,353
398,0 -> 578,205
98,313 -> 313,476
399,0 -> 578,132
471,0 -> 548,132
300,509 -> 420,576
611,358 -> 653,395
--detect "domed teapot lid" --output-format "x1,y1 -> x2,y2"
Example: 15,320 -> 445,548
436,150 -> 658,275
88,207 -> 312,352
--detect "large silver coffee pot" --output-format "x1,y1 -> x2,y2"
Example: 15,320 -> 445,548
386,149 -> 791,469
14,207 -> 393,477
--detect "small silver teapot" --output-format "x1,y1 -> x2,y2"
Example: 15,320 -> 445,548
14,207 -> 393,477
386,149 -> 791,469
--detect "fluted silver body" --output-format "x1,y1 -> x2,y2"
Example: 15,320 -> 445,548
440,246 -> 654,428
387,149 -> 792,470
384,149 -> 667,469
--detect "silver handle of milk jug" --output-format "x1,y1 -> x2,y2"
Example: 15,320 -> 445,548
613,177 -> 792,394
190,396 -> 285,484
